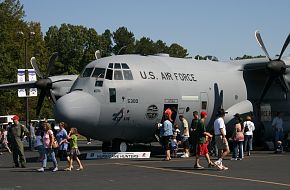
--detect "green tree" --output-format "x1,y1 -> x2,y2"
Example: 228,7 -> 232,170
155,40 -> 168,54
168,43 -> 188,58
0,0 -> 52,119
45,24 -> 87,74
0,0 -> 28,118
112,27 -> 135,55
99,29 -> 113,57
135,37 -> 157,56
81,28 -> 100,65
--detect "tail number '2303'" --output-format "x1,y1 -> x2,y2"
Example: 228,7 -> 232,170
128,98 -> 138,103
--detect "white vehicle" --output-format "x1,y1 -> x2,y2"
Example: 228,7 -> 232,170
0,115 -> 15,127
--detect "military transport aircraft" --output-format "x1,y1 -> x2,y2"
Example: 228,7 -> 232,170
0,31 -> 290,152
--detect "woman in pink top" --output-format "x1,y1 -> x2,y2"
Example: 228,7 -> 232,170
37,122 -> 58,172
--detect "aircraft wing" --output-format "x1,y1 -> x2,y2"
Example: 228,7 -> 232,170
237,58 -> 269,71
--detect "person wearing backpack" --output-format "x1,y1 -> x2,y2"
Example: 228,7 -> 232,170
231,113 -> 244,160
243,116 -> 255,156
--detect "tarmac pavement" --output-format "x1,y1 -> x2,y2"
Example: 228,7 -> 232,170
0,140 -> 290,190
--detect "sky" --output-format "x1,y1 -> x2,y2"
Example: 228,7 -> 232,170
19,0 -> 290,61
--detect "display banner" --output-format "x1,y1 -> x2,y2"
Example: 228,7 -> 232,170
17,69 -> 26,97
28,69 -> 37,96
86,152 -> 151,160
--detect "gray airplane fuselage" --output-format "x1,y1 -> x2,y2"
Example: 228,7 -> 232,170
54,55 -> 253,143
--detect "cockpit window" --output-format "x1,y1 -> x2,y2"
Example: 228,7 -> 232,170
81,68 -> 94,77
105,69 -> 113,80
92,68 -> 105,78
114,70 -> 123,80
121,63 -> 130,69
123,70 -> 133,80
105,62 -> 133,80
114,63 -> 121,69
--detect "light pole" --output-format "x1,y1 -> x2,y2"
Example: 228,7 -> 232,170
17,31 -> 35,127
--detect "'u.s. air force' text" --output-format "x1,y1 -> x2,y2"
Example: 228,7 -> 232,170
140,71 -> 197,81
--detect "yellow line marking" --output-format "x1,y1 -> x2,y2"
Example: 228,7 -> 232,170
114,162 -> 290,188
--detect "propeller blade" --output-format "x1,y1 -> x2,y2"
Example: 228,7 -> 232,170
46,52 -> 58,78
278,33 -> 290,60
255,31 -> 272,61
280,75 -> 290,92
30,57 -> 43,78
259,76 -> 275,104
36,89 -> 46,116
0,81 -> 36,90
49,89 -> 57,104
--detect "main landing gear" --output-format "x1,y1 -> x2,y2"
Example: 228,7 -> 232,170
102,139 -> 128,152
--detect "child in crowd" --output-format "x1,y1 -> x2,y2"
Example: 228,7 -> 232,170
34,129 -> 45,161
275,141 -> 283,154
0,128 -> 11,154
63,128 -> 83,171
173,124 -> 181,143
170,135 -> 178,158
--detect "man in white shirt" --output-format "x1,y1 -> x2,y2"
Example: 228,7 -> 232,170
214,109 -> 230,170
272,112 -> 284,147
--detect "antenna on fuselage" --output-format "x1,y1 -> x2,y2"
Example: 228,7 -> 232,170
95,50 -> 101,60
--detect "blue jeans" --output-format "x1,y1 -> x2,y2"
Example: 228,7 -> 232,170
232,141 -> 243,159
275,130 -> 283,142
244,135 -> 253,151
42,148 -> 58,168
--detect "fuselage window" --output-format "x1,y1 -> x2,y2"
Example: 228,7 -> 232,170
92,68 -> 105,78
109,88 -> 116,103
81,68 -> 94,77
108,63 -> 113,68
114,70 -> 123,80
105,69 -> 113,80
95,81 -> 103,87
121,63 -> 130,69
114,63 -> 121,69
123,70 -> 133,80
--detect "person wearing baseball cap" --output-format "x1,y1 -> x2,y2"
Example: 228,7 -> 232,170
213,109 -> 230,170
194,111 -> 215,169
11,115 -> 20,121
8,115 -> 29,168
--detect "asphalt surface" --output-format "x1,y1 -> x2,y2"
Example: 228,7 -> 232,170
0,141 -> 290,190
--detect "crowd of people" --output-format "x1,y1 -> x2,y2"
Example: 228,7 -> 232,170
0,116 -> 83,172
157,108 -> 260,170
1,109 -> 290,172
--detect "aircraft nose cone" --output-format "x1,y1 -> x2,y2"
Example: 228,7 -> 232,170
54,91 -> 100,133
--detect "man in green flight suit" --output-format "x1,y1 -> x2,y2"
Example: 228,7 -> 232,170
8,115 -> 28,168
